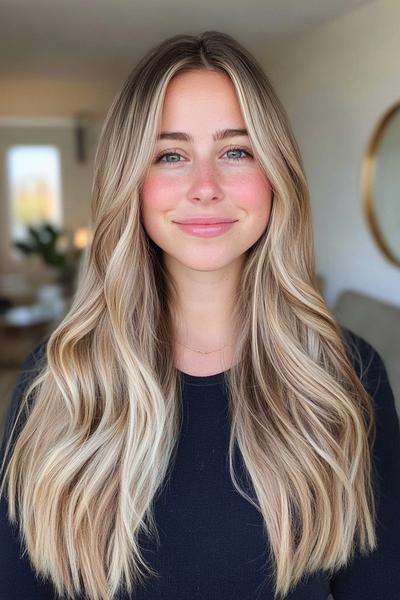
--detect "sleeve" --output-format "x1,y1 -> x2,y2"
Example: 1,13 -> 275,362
329,329 -> 400,599
0,338 -> 59,599
0,339 -> 48,458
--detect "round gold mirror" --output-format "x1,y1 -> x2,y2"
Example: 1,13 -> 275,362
361,99 -> 400,268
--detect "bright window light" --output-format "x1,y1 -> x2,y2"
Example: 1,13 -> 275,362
6,145 -> 63,243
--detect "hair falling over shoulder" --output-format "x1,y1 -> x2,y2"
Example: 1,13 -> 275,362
0,31 -> 377,600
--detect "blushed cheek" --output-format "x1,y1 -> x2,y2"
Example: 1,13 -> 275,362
141,175 -> 177,212
140,176 -> 180,238
232,172 -> 273,215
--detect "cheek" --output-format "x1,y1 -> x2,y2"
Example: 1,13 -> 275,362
230,172 -> 273,215
141,175 -> 176,214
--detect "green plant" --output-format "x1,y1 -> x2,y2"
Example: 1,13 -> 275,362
13,222 -> 83,283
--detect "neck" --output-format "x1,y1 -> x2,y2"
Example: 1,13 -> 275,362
165,253 -> 244,350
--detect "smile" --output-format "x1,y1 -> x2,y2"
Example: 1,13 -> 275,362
173,221 -> 237,238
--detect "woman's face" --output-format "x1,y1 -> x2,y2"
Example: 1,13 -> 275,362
141,69 -> 273,273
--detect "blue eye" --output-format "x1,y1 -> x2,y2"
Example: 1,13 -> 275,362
156,152 -> 182,164
225,147 -> 251,161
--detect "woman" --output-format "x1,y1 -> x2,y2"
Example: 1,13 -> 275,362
0,31 -> 399,600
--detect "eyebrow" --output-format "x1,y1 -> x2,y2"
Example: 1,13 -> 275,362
157,128 -> 249,142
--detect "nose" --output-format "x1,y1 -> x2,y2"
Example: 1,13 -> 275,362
187,160 -> 223,203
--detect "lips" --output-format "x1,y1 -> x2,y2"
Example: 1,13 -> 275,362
173,217 -> 238,225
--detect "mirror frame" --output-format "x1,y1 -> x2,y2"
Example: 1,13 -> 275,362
361,98 -> 400,268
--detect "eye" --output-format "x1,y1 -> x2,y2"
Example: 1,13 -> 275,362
224,146 -> 252,162
154,149 -> 183,165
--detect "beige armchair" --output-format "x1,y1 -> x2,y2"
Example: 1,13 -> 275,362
332,289 -> 400,418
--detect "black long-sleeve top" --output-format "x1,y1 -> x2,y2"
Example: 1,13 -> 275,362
0,328 -> 399,599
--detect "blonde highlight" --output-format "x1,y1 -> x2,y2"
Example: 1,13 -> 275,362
0,31 -> 376,600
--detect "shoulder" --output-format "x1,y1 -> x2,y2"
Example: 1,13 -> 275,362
1,337 -> 49,451
340,325 -> 399,455
9,337 -> 49,409
13,337 -> 48,387
340,326 -> 393,399
329,328 -> 400,594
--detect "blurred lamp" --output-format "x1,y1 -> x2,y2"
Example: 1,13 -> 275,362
73,227 -> 91,249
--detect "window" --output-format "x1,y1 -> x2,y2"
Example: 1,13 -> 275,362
6,145 -> 63,244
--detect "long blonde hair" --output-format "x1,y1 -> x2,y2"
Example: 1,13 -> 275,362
0,31 -> 377,600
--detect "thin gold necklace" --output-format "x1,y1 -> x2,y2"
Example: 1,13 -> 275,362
176,340 -> 232,355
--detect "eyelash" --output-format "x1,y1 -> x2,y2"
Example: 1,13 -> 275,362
154,146 -> 252,166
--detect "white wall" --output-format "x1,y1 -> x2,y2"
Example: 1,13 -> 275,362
264,0 -> 400,308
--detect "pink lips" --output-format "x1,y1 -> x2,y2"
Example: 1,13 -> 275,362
173,217 -> 237,225
173,220 -> 237,238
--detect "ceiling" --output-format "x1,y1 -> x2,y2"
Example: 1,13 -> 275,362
0,0 -> 375,81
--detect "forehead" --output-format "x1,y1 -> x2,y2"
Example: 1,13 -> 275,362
159,70 -> 246,130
